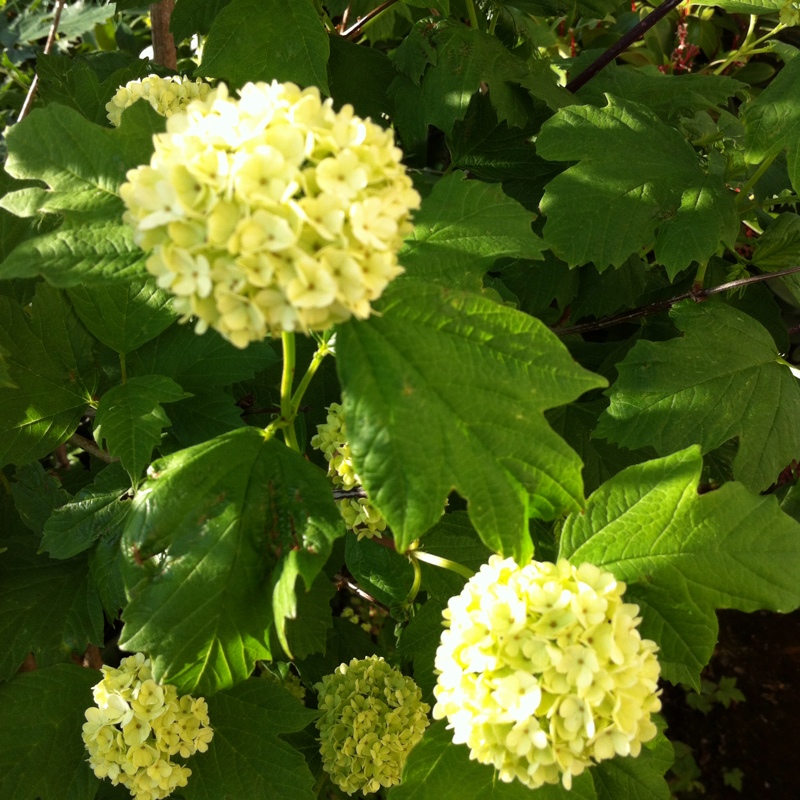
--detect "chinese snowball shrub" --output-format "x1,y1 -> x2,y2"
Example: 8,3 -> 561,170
433,557 -> 661,790
82,653 -> 213,800
311,402 -> 387,538
315,656 -> 430,795
120,80 -> 421,347
106,75 -> 212,127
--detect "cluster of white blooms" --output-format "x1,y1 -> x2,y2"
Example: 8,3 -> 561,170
433,557 -> 661,791
316,656 -> 430,795
106,75 -> 212,127
120,80 -> 420,347
311,402 -> 387,538
82,653 -> 213,800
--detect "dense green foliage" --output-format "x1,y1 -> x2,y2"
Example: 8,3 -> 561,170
2,0 -> 800,798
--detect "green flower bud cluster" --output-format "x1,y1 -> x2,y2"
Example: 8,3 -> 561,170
311,403 -> 387,539
106,75 -> 212,127
433,556 -> 661,791
120,80 -> 419,347
82,653 -> 213,800
315,656 -> 431,795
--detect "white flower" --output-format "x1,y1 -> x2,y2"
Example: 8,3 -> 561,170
120,80 -> 420,347
433,556 -> 662,791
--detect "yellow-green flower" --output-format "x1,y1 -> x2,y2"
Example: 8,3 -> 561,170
433,556 -> 661,791
311,403 -> 387,539
106,75 -> 212,127
82,653 -> 213,800
315,656 -> 430,795
120,80 -> 419,347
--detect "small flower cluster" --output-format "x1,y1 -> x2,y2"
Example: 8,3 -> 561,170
120,80 -> 419,347
106,75 -> 212,127
316,656 -> 430,795
82,653 -> 213,800
260,662 -> 307,702
311,402 -> 387,538
433,557 -> 661,791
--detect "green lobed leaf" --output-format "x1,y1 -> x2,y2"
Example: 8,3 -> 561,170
94,375 -> 191,482
68,279 -> 177,354
283,571 -> 335,661
169,391 -> 246,448
337,279 -> 606,559
447,93 -> 562,213
0,664 -> 98,800
198,0 -> 330,92
171,0 -> 234,42
414,24 -> 535,136
398,598 -> 446,702
10,462 -> 70,534
625,573 -> 718,691
390,719 -> 598,800
744,54 -> 800,194
0,219 -> 150,287
327,35 -> 396,122
120,427 -> 344,695
35,51 -> 153,125
596,300 -> 800,492
538,96 -> 738,275
183,679 -> 318,800
0,284 -> 97,469
576,66 -> 743,124
345,534 -> 415,607
693,0 -> 784,13
399,172 -> 544,290
41,462 -> 132,559
0,535 -> 104,680
494,0 -> 619,16
559,447 -> 800,683
1,101 -> 160,215
126,323 -> 277,390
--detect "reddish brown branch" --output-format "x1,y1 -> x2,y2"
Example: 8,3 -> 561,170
553,265 -> 800,337
150,0 -> 177,70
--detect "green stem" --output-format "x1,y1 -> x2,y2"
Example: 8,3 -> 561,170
464,0 -> 481,30
403,556 -> 423,608
712,19 -> 785,75
410,549 -> 475,579
290,333 -> 333,415
693,260 -> 708,291
119,352 -> 127,384
279,331 -> 299,451
737,151 -> 779,206
739,194 -> 800,213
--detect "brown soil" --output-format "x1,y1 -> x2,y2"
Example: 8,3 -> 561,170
662,609 -> 800,800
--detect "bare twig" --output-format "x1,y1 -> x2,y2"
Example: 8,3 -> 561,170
150,0 -> 177,70
18,0 -> 67,121
566,0 -> 685,93
332,486 -> 369,500
68,433 -> 119,464
553,265 -> 800,337
342,0 -> 399,40
334,572 -> 390,611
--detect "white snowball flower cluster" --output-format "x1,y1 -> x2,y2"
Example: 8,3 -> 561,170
311,402 -> 387,538
433,556 -> 661,791
315,656 -> 430,795
106,75 -> 212,127
82,653 -> 213,800
120,80 -> 420,348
